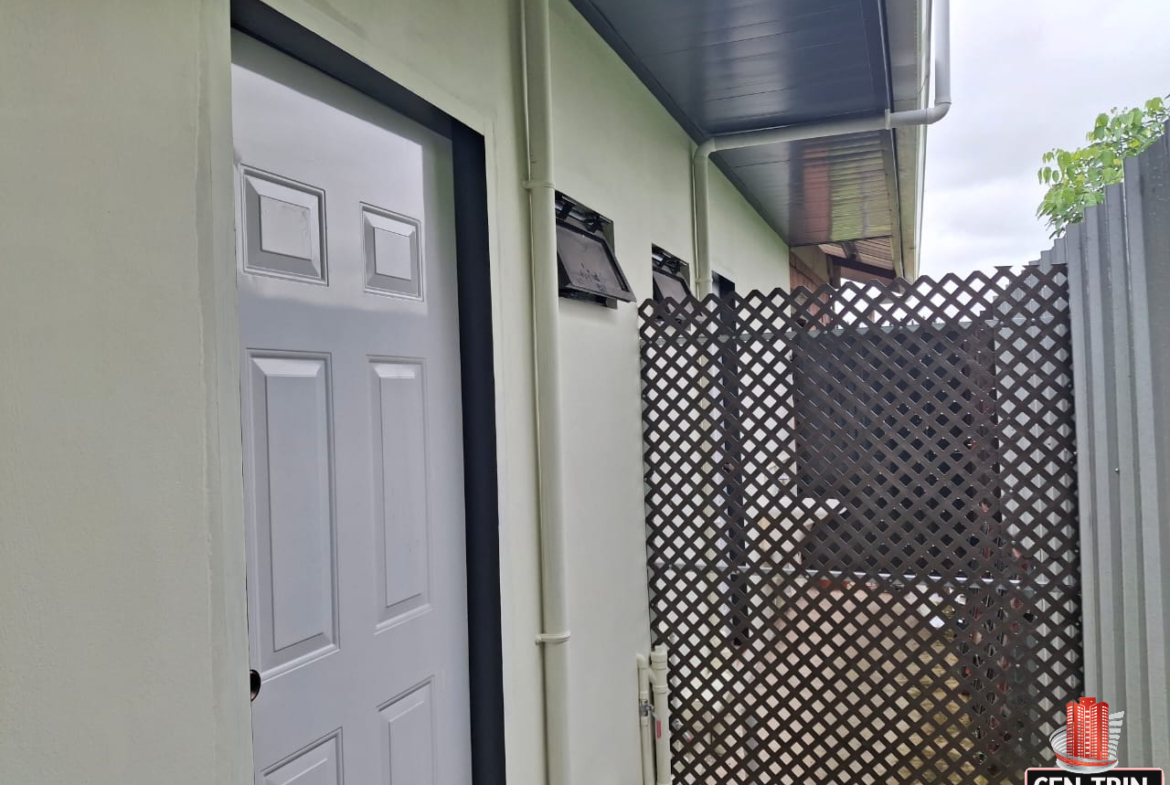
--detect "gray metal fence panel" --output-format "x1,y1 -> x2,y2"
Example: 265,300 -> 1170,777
1085,201 -> 1129,738
1053,121 -> 1170,767
1103,181 -> 1149,767
1126,126 -> 1170,767
1063,222 -> 1103,710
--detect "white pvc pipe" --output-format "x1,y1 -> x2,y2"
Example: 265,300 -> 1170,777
927,0 -> 951,111
522,2 -> 573,785
649,646 -> 671,785
693,0 -> 952,294
636,654 -> 655,785
693,147 -> 713,296
887,0 -> 951,128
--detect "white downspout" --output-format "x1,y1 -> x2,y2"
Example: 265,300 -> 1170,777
522,3 -> 573,785
693,0 -> 952,294
693,141 -> 714,296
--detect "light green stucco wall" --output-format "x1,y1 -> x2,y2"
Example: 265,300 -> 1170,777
1,2 -> 250,784
0,2 -> 789,785
549,5 -> 790,781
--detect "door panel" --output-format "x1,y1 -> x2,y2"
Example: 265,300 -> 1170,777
370,360 -> 431,626
241,170 -> 328,283
246,353 -> 338,675
379,683 -> 437,785
232,33 -> 471,785
262,732 -> 343,785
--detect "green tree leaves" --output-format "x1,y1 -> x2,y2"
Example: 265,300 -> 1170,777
1036,95 -> 1169,238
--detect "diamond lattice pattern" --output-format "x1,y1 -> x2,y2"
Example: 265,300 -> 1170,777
639,268 -> 1083,785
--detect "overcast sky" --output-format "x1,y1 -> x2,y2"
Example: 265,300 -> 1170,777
920,0 -> 1170,278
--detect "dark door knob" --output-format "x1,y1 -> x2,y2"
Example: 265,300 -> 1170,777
250,670 -> 262,702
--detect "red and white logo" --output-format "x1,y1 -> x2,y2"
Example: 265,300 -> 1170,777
1049,697 -> 1125,772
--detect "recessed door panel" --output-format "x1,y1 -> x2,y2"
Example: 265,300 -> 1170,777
262,731 -> 342,785
242,169 -> 327,283
379,683 -> 436,785
247,354 -> 338,674
371,361 -> 430,627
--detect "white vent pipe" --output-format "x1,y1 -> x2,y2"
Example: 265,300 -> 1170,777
522,3 -> 573,785
636,654 -> 655,785
638,646 -> 672,785
693,0 -> 952,294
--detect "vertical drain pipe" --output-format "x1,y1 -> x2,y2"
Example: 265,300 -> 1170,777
522,2 -> 573,785
650,646 -> 672,785
692,0 -> 953,294
636,655 -> 655,785
638,646 -> 672,785
693,140 -> 715,298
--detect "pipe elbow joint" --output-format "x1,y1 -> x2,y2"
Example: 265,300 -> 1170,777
694,139 -> 716,163
885,102 -> 952,130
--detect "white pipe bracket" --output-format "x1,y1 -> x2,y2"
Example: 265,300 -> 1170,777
536,630 -> 572,645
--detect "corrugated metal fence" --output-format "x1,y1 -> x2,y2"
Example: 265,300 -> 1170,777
1047,121 -> 1170,766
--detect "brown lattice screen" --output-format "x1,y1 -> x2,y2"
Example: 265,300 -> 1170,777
639,268 -> 1082,785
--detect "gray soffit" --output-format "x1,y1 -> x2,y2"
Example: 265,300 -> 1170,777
569,0 -> 930,278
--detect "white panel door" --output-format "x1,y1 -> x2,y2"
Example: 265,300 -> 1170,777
232,33 -> 472,785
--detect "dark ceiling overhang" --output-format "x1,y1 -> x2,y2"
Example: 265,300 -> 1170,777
567,0 -> 930,279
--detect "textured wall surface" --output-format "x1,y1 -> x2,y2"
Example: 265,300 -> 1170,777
0,2 -> 249,784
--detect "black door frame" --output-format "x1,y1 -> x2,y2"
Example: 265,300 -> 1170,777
230,4 -> 506,784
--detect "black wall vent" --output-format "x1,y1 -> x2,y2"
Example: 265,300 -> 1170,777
651,245 -> 691,304
555,194 -> 634,308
